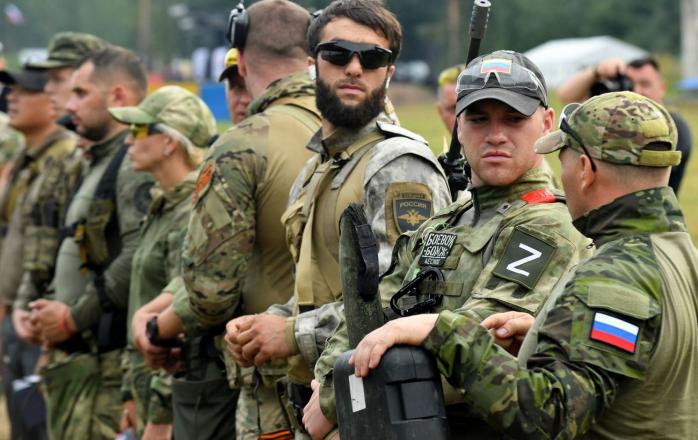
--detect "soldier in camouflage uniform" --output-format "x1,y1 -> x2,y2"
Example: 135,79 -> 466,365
130,2 -> 322,438
308,50 -> 593,438
0,66 -> 76,440
12,31 -> 107,343
225,1 -> 451,437
351,91 -> 698,439
28,47 -> 153,440
108,86 -> 217,440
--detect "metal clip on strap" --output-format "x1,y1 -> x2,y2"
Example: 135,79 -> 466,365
390,267 -> 445,317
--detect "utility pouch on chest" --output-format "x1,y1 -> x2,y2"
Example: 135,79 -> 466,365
24,224 -> 61,274
83,199 -> 115,267
280,197 -> 306,263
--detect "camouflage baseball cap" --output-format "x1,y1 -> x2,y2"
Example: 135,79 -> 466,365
108,85 -> 217,149
28,32 -> 107,69
218,48 -> 240,82
535,91 -> 681,167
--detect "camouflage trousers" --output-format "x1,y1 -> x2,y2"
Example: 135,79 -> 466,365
129,362 -> 172,435
42,349 -> 123,440
236,377 -> 291,439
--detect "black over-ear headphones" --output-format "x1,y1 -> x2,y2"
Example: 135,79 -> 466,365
226,1 -> 249,49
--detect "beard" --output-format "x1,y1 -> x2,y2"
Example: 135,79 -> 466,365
79,123 -> 111,142
316,76 -> 387,130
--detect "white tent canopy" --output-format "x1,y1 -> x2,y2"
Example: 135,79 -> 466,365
524,36 -> 648,89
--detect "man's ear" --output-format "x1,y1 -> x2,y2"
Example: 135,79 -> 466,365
541,107 -> 555,136
109,84 -> 128,107
387,64 -> 396,81
238,50 -> 248,78
579,154 -> 597,193
307,57 -> 317,80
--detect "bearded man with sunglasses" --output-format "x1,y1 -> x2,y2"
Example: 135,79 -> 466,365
304,50 -> 592,439
224,0 -> 450,436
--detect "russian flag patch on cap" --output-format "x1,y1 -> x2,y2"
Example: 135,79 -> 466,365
590,312 -> 639,353
480,58 -> 512,74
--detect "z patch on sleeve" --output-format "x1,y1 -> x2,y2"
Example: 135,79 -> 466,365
492,228 -> 556,290
385,182 -> 433,244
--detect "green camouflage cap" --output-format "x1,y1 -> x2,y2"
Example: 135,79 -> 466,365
535,91 -> 681,167
108,85 -> 217,149
28,32 -> 107,69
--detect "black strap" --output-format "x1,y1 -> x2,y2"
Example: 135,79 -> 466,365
343,203 -> 379,301
94,143 -> 128,205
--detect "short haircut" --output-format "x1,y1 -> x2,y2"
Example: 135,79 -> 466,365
245,0 -> 311,62
307,0 -> 402,62
628,56 -> 660,73
77,46 -> 148,100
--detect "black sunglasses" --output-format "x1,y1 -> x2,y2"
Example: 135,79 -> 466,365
559,103 -> 597,172
315,40 -> 393,70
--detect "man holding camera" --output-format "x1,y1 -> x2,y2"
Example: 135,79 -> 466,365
557,56 -> 692,195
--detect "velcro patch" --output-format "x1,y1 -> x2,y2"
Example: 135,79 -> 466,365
395,197 -> 432,234
419,232 -> 457,267
492,228 -> 556,290
481,58 -> 512,74
192,162 -> 214,205
590,312 -> 639,353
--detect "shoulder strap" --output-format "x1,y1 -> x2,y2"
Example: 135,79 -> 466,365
94,143 -> 129,203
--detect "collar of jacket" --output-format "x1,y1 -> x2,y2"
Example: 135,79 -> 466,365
247,72 -> 315,116
573,186 -> 686,246
86,129 -> 128,164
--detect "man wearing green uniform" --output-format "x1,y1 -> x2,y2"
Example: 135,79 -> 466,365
351,91 -> 698,438
225,1 -> 451,437
306,50 -> 592,438
29,47 -> 153,440
134,1 -> 322,438
0,66 -> 76,440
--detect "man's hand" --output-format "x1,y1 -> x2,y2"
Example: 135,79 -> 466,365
30,299 -> 77,346
594,58 -> 626,80
350,314 -> 438,378
225,315 -> 255,368
12,308 -> 40,344
119,400 -> 137,433
303,380 -> 337,440
234,314 -> 290,366
131,309 -> 175,370
480,311 -> 534,356
142,422 -> 173,440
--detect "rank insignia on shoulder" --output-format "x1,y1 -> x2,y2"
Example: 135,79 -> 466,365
419,232 -> 456,267
395,196 -> 432,234
590,312 -> 638,353
192,162 -> 214,205
493,228 -> 556,290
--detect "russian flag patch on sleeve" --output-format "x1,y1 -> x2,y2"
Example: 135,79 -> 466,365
590,312 -> 639,353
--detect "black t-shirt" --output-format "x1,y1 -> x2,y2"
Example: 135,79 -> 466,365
669,111 -> 692,195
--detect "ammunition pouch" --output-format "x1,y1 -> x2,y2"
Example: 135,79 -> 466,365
23,224 -> 61,278
83,199 -> 116,267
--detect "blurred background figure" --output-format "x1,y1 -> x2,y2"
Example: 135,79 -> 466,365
0,42 -> 8,113
435,63 -> 464,133
557,56 -> 692,195
218,48 -> 252,124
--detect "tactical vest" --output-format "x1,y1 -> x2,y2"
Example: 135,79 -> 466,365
22,147 -> 84,290
282,123 -> 431,383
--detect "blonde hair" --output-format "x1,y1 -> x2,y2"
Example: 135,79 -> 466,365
154,123 -> 204,167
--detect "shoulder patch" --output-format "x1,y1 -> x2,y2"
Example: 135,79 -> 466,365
419,232 -> 457,267
193,162 -> 214,205
376,122 -> 427,144
590,311 -> 639,353
385,182 -> 433,244
134,181 -> 154,214
492,227 -> 556,290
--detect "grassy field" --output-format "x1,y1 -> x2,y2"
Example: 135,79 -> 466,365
395,99 -> 698,245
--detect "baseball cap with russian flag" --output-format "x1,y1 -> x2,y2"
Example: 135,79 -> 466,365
455,50 -> 548,117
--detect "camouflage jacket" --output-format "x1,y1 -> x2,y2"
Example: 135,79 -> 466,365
316,167 -> 592,421
422,187 -> 698,439
123,172 -> 197,425
0,128 -> 76,305
0,111 -> 23,167
176,72 -> 321,334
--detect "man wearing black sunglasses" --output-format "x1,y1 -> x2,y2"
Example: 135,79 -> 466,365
310,50 -> 592,439
224,1 -> 450,437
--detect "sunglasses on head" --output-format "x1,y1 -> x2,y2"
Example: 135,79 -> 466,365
559,103 -> 597,172
128,124 -> 160,140
315,40 -> 393,70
